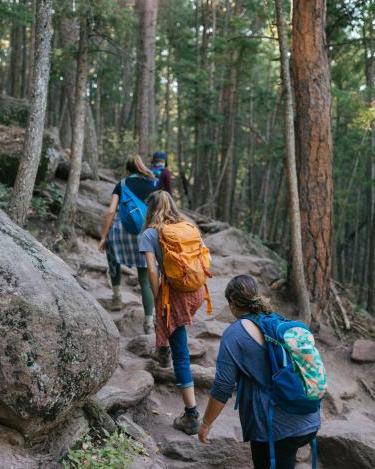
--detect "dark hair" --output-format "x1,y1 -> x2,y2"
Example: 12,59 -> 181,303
225,275 -> 272,313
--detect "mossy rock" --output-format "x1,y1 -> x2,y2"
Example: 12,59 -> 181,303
0,125 -> 60,186
0,96 -> 29,127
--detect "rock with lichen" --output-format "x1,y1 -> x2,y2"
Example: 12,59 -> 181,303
0,210 -> 119,438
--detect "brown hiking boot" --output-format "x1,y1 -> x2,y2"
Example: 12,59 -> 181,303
173,412 -> 200,435
157,346 -> 171,368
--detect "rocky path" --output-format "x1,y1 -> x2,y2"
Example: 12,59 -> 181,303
60,196 -> 375,469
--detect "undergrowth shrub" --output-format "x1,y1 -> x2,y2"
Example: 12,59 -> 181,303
62,430 -> 146,469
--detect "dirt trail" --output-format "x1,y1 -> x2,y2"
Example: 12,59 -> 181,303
58,176 -> 375,469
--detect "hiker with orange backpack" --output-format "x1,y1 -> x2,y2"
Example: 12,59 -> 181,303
139,190 -> 212,435
198,275 -> 326,469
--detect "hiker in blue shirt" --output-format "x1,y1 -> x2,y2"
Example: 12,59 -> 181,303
99,155 -> 158,334
199,274 -> 321,469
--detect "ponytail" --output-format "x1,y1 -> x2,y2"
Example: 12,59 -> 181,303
126,155 -> 155,179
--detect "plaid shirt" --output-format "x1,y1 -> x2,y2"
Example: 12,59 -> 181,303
107,215 -> 147,268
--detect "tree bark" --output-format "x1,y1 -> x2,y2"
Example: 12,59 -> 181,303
58,18 -> 89,236
9,26 -> 23,98
136,0 -> 158,160
364,13 -> 375,314
8,0 -> 53,226
275,0 -> 311,323
83,102 -> 99,180
292,0 -> 333,323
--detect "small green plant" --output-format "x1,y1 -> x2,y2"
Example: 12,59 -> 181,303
63,430 -> 147,469
0,183 -> 10,209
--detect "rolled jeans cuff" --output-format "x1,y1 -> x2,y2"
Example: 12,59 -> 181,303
176,381 -> 194,389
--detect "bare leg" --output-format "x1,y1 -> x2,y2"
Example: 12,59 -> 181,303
180,386 -> 196,409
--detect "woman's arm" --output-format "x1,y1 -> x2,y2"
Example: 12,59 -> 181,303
198,338 -> 238,443
98,195 -> 119,252
199,396 -> 226,443
145,251 -> 160,299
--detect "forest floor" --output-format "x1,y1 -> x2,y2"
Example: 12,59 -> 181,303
30,170 -> 375,468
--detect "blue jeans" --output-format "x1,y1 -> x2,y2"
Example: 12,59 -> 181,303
169,326 -> 193,389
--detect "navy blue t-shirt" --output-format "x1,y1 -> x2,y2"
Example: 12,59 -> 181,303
211,319 -> 320,442
113,174 -> 158,202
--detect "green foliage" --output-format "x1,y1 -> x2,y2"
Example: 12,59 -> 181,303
0,183 -> 10,209
101,130 -> 138,177
0,1 -> 31,28
62,431 -> 146,469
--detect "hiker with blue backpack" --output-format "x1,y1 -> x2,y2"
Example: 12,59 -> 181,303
99,155 -> 159,334
150,151 -> 172,194
198,274 -> 327,469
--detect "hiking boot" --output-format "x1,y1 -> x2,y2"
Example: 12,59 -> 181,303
111,286 -> 122,311
144,315 -> 154,335
173,411 -> 200,435
157,346 -> 171,368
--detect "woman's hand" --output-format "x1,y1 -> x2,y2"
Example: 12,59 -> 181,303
198,422 -> 210,444
98,237 -> 107,252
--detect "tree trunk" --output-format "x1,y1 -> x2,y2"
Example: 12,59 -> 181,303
58,18 -> 89,236
9,26 -> 23,98
8,0 -> 53,226
83,102 -> 99,180
292,0 -> 333,323
275,0 -> 311,323
365,14 -> 375,314
136,0 -> 158,160
27,0 -> 37,98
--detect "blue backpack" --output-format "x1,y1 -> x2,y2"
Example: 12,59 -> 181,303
150,165 -> 164,185
119,179 -> 148,234
236,312 -> 327,469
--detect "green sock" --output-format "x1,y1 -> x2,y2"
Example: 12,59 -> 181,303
137,267 -> 154,317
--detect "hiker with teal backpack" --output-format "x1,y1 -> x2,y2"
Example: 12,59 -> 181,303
199,274 -> 327,469
99,155 -> 158,334
150,151 -> 172,194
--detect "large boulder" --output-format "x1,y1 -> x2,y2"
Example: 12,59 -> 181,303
0,210 -> 119,438
0,125 -> 62,186
318,414 -> 375,469
205,228 -> 285,270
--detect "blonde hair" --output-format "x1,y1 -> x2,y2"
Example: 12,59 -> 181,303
145,191 -> 185,229
126,155 -> 155,179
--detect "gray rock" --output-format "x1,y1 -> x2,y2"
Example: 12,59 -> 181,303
127,335 -> 206,360
149,362 -> 215,389
95,368 -> 154,412
188,337 -> 207,358
351,339 -> 375,363
0,210 -> 119,437
0,125 -> 65,186
191,320 -> 228,339
75,191 -> 107,239
318,324 -> 339,348
159,434 -> 251,469
37,408 -> 89,458
204,228 -> 285,269
127,334 -> 156,358
56,158 -> 95,181
318,414 -> 375,469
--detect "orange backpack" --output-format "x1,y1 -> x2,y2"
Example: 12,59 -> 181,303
159,221 -> 213,325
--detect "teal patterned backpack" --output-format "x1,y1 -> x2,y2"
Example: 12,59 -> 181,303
241,312 -> 328,469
